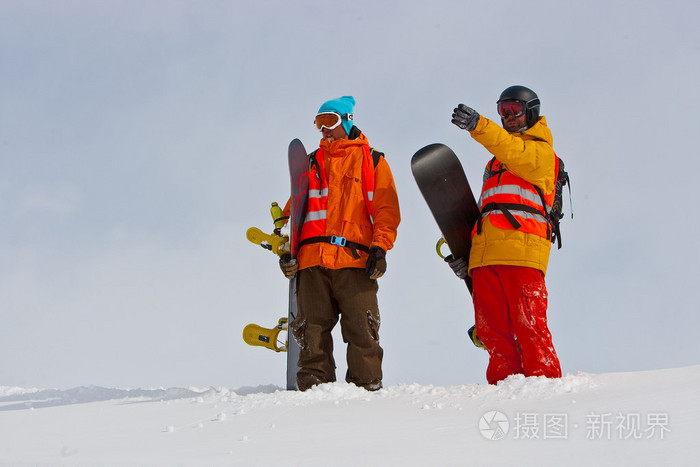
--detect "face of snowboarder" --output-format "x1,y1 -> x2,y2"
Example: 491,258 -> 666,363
321,122 -> 348,141
498,99 -> 529,133
315,111 -> 350,141
502,112 -> 528,133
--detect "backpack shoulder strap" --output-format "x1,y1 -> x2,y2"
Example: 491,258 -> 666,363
308,149 -> 320,172
370,148 -> 384,168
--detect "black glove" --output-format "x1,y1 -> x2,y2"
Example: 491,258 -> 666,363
279,254 -> 298,279
365,246 -> 386,280
451,104 -> 480,132
445,254 -> 469,280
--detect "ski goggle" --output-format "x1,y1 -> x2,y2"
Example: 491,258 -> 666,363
497,100 -> 526,118
314,111 -> 353,131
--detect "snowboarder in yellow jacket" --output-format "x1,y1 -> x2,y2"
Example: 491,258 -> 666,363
449,86 -> 562,384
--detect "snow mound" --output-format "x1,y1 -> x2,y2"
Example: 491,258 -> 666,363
0,367 -> 697,466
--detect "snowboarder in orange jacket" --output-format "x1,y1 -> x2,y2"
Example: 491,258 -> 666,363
280,96 -> 400,391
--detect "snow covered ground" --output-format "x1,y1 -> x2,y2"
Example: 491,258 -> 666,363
1,365 -> 697,466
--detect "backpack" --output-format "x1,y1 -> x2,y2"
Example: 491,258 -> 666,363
537,156 -> 571,250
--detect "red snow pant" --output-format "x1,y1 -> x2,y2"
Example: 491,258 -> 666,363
472,265 -> 561,384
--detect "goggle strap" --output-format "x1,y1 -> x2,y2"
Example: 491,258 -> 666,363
317,111 -> 353,120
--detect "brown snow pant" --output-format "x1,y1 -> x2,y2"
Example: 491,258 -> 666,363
291,267 -> 383,391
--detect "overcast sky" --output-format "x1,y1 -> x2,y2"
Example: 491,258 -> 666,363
1,0 -> 699,389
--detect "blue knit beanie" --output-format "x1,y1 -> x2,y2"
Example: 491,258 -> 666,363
318,96 -> 355,134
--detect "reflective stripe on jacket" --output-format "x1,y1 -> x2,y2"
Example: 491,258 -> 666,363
467,116 -> 556,275
300,144 -> 375,242
477,157 -> 556,240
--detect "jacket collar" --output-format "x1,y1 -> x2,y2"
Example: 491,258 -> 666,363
521,117 -> 553,145
319,128 -> 369,155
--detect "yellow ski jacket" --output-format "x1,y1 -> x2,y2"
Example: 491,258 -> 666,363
468,116 -> 556,275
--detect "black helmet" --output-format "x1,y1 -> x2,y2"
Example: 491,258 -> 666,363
497,85 -> 540,129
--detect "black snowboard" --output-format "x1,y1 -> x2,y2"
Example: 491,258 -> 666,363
286,138 -> 309,390
411,143 -> 480,294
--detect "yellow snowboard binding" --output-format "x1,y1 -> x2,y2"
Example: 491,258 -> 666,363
246,227 -> 290,256
242,317 -> 288,352
243,203 -> 291,353
468,325 -> 486,350
245,202 -> 290,256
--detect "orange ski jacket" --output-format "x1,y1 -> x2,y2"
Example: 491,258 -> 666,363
477,156 -> 556,240
284,132 -> 400,271
468,116 -> 557,275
